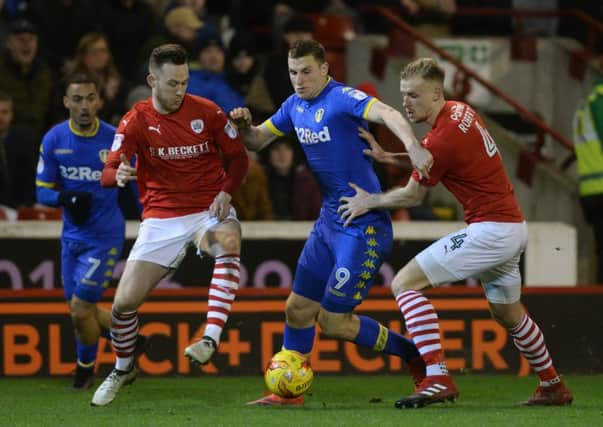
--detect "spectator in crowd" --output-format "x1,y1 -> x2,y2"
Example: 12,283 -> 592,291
0,91 -> 37,209
30,0 -> 104,74
0,18 -> 52,139
246,13 -> 314,117
401,0 -> 457,37
231,152 -> 274,220
0,0 -> 35,47
262,137 -> 321,220
103,0 -> 157,83
225,31 -> 262,100
187,34 -> 245,113
139,6 -> 206,72
573,76 -> 603,283
67,32 -> 126,125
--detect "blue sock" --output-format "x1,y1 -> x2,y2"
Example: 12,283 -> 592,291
76,338 -> 98,369
354,315 -> 420,362
283,324 -> 315,355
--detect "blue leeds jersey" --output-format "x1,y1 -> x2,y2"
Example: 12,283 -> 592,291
36,119 -> 125,241
266,78 -> 390,226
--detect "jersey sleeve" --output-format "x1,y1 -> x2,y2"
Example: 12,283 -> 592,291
264,95 -> 295,136
35,130 -> 61,206
101,109 -> 141,187
411,127 -> 456,187
35,131 -> 58,189
211,108 -> 250,195
336,86 -> 377,120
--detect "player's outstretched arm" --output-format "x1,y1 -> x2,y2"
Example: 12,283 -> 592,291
358,127 -> 409,167
229,107 -> 276,152
365,100 -> 433,178
338,179 -> 427,226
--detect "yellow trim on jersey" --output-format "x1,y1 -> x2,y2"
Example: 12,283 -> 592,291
69,118 -> 99,137
35,179 -> 55,188
316,76 -> 332,97
362,98 -> 378,120
264,119 -> 285,136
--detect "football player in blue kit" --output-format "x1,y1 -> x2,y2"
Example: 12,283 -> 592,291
36,73 -> 139,390
231,40 -> 434,405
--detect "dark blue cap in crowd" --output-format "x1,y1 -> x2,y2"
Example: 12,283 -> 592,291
197,34 -> 224,53
9,18 -> 37,35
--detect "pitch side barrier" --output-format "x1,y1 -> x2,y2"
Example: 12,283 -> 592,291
0,220 -> 576,289
0,287 -> 601,377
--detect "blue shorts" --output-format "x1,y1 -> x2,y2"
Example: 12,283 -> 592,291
293,216 -> 393,313
61,238 -> 124,303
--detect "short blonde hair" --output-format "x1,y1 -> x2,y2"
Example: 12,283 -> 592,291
401,57 -> 445,83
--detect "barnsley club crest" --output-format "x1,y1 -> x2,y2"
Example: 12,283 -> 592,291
190,119 -> 204,134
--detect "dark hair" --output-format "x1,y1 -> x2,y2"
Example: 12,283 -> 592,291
64,72 -> 100,91
149,44 -> 188,72
0,91 -> 12,103
288,39 -> 325,63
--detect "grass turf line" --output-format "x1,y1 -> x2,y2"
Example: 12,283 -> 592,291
0,374 -> 599,427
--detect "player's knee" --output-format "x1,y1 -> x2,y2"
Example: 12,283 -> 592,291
216,228 -> 241,254
112,294 -> 139,313
70,299 -> 95,329
285,297 -> 317,326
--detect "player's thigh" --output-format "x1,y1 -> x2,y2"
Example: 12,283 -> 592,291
479,252 -> 522,306
128,215 -> 199,268
72,240 -> 124,304
113,260 -> 170,312
416,222 -> 526,286
391,258 -> 431,294
61,239 -> 80,301
292,222 -> 334,304
321,224 -> 392,313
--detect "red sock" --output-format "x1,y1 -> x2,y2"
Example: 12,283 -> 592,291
111,310 -> 139,371
509,314 -> 559,383
396,290 -> 447,373
205,254 -> 240,344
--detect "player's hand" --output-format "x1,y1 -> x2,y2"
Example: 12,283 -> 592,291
406,142 -> 433,179
58,190 -> 92,225
338,182 -> 377,227
210,191 -> 232,221
359,127 -> 409,166
116,153 -> 137,188
229,107 -> 252,129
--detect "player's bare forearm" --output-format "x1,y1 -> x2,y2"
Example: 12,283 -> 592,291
240,127 -> 268,152
230,107 -> 274,152
381,179 -> 426,208
379,188 -> 421,208
367,101 -> 419,150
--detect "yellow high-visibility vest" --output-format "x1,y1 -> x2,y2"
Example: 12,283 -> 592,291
573,83 -> 603,196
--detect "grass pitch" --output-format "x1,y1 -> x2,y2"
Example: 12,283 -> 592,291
0,374 -> 600,427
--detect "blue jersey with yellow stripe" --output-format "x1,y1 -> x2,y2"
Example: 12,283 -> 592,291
266,78 -> 390,226
36,119 -> 124,241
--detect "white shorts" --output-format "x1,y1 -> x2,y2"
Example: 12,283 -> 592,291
416,221 -> 528,304
128,208 -> 238,268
